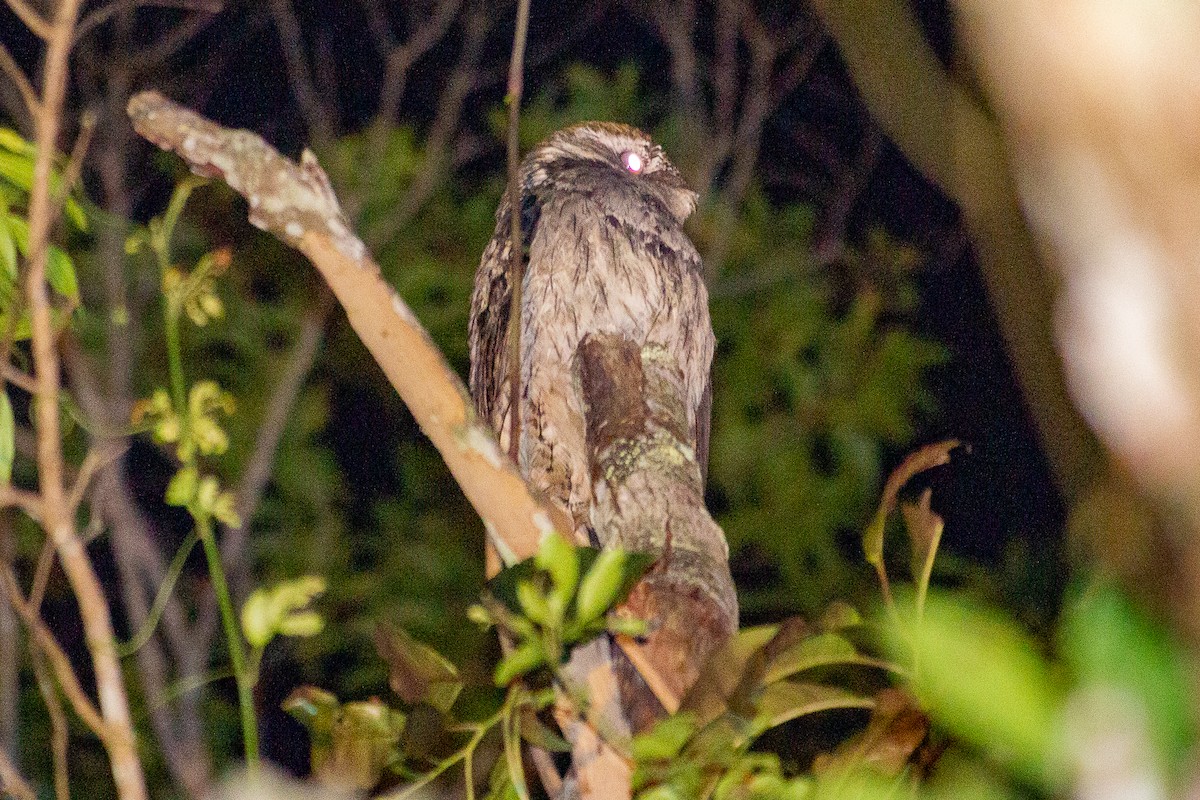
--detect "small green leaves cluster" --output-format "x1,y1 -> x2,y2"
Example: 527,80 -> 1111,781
137,378 -> 234,454
0,127 -> 84,315
469,533 -> 652,686
129,180 -> 239,527
241,575 -> 327,648
632,608 -> 892,800
867,578 -> 1198,800
0,129 -> 84,490
286,623 -> 561,799
284,686 -> 407,790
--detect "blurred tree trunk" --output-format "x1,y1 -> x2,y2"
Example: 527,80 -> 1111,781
811,0 -> 1105,503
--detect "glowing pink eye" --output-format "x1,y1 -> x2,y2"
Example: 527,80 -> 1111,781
622,151 -> 644,173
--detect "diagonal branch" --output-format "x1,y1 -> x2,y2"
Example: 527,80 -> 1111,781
221,297 -> 329,598
1,569 -> 111,743
268,0 -> 335,145
3,0 -> 51,39
127,89 -> 567,568
0,748 -> 35,800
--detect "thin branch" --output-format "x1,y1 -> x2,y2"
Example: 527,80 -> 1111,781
66,443 -> 126,514
0,514 -> 16,765
357,0 -> 396,55
3,0 -> 52,39
2,569 -> 111,742
0,42 -> 38,119
0,485 -> 44,523
126,11 -> 219,75
221,297 -> 329,596
74,0 -> 223,46
0,748 -> 36,800
24,0 -> 148,795
1,366 -> 36,394
29,650 -> 69,800
375,0 -> 461,128
268,0 -> 335,145
367,9 -> 489,243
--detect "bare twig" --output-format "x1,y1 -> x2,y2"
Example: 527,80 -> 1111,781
375,0 -> 462,128
0,746 -> 36,800
127,11 -> 220,75
74,0 -> 223,46
366,9 -> 489,243
221,298 -> 329,596
3,0 -> 52,39
0,42 -> 38,119
29,650 -> 70,800
0,485 -> 44,523
268,0 -> 335,144
23,0 -> 149,795
66,443 -> 126,514
2,570 -> 110,741
1,366 -> 36,395
0,513 -> 17,767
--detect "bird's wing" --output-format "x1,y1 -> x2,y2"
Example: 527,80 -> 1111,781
468,228 -> 513,448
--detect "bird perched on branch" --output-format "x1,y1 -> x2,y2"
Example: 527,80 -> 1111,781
469,122 -> 714,543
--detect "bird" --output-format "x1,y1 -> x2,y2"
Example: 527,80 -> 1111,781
468,121 -> 713,544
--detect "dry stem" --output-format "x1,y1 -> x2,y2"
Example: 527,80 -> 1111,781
22,1 -> 148,796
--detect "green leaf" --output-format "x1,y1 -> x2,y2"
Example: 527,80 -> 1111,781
494,639 -> 546,686
817,600 -> 863,632
575,548 -> 628,624
0,144 -> 87,232
902,488 -> 944,618
46,244 -> 78,301
0,391 -> 12,485
536,531 -> 580,612
516,579 -> 551,625
165,465 -> 199,507
682,625 -> 779,727
0,150 -> 33,195
892,591 -> 1068,790
4,215 -> 79,301
761,632 -> 882,685
755,681 -> 874,728
240,576 -> 326,649
283,685 -> 339,733
0,208 -> 16,282
862,510 -> 886,570
631,713 -> 696,762
240,588 -> 277,648
373,623 -> 463,714
1058,578 -> 1196,772
519,709 -> 571,752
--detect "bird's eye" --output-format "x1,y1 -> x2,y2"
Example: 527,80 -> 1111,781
621,151 -> 644,173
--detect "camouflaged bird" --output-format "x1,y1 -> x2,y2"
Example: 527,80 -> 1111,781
468,122 -> 713,542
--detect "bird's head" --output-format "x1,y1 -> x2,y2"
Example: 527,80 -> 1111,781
522,122 -> 698,223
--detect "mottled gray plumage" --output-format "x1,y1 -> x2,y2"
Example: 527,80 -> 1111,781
469,122 -> 713,539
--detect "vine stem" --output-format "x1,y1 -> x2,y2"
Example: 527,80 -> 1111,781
154,181 -> 259,768
197,513 -> 259,771
384,701 -> 509,800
